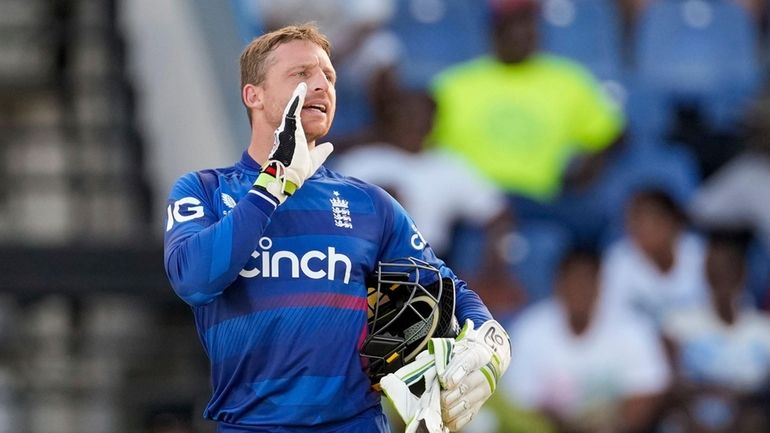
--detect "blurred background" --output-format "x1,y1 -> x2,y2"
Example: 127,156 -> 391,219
1,0 -> 769,432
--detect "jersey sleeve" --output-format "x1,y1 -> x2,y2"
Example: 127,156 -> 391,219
163,172 -> 278,306
373,187 -> 493,326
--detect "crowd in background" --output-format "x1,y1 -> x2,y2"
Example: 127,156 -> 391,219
252,0 -> 770,432
1,0 -> 767,432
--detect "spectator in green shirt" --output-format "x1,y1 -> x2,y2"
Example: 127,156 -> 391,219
430,0 -> 624,202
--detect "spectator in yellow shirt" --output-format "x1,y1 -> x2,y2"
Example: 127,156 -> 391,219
430,0 -> 624,202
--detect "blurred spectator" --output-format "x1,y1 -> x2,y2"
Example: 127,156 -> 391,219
665,101 -> 747,180
691,87 -> 770,249
689,89 -> 770,307
601,188 -> 709,327
332,89 -> 524,317
502,249 -> 670,433
617,0 -> 650,36
661,227 -> 770,433
429,0 -> 624,205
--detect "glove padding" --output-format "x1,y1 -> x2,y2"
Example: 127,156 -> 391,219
254,82 -> 333,204
437,319 -> 511,431
380,351 -> 446,433
379,320 -> 511,433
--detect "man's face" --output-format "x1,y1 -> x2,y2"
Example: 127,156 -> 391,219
492,9 -> 539,64
625,197 -> 681,260
261,40 -> 336,143
706,244 -> 745,307
557,259 -> 599,325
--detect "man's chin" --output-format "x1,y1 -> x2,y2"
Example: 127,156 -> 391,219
304,127 -> 331,144
302,116 -> 333,139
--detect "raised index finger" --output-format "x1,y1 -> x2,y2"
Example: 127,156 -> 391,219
283,82 -> 307,120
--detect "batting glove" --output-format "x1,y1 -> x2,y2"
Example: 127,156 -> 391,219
253,82 -> 333,204
437,319 -> 511,431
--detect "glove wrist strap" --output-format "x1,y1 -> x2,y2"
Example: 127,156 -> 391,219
255,164 -> 298,197
254,171 -> 277,190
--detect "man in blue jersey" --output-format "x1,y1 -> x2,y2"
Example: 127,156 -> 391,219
163,24 -> 510,432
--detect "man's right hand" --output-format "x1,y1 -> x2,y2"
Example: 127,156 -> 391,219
438,319 -> 511,431
253,82 -> 333,204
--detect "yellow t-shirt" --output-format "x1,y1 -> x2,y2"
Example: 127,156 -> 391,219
430,54 -> 624,201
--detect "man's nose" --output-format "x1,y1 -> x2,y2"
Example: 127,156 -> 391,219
309,69 -> 330,92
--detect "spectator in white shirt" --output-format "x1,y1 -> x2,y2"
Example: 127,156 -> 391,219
601,188 -> 709,327
690,64 -> 770,250
662,227 -> 770,433
332,90 -> 524,318
504,249 -> 670,433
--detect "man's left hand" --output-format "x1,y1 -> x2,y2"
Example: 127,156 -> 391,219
437,319 -> 511,431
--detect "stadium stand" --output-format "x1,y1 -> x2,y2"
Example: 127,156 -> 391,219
633,0 -> 762,133
387,0 -> 491,88
539,0 -> 624,82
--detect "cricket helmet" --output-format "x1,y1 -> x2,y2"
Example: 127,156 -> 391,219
360,257 -> 459,384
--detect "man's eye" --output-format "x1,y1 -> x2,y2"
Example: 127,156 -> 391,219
295,71 -> 307,77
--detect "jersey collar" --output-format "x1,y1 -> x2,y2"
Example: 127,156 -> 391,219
237,151 -> 263,174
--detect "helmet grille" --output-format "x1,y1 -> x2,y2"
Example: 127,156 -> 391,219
361,258 -> 457,383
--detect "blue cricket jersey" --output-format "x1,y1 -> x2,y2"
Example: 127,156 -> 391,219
163,151 -> 492,432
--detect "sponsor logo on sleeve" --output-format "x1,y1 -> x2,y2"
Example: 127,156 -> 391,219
221,193 -> 236,215
410,224 -> 427,250
166,197 -> 205,231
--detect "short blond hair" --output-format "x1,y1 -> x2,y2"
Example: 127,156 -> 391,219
240,23 -> 332,90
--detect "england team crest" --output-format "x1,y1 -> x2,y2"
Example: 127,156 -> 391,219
330,191 -> 353,229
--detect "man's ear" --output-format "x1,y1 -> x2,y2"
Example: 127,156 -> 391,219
242,83 -> 264,111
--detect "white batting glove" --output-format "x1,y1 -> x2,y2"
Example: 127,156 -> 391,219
437,319 -> 511,431
253,82 -> 333,204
